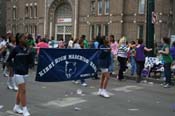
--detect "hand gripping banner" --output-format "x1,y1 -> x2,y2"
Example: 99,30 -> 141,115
35,48 -> 100,82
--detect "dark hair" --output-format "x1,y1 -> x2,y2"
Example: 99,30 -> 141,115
81,35 -> 86,39
163,37 -> 171,45
172,41 -> 175,47
137,39 -> 143,44
110,35 -> 114,39
131,41 -> 136,45
110,35 -> 115,43
16,33 -> 24,45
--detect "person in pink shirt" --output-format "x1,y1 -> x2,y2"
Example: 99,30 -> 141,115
36,38 -> 49,54
109,35 -> 118,75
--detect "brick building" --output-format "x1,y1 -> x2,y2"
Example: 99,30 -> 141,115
6,0 -> 175,43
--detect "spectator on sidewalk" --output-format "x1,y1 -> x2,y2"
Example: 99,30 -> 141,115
117,36 -> 130,81
158,37 -> 173,88
135,39 -> 152,83
129,41 -> 137,76
36,38 -> 49,54
109,35 -> 118,75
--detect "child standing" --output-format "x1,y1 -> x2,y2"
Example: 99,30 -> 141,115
97,36 -> 111,98
7,33 -> 33,116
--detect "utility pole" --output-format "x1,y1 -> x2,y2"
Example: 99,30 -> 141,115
146,0 -> 155,56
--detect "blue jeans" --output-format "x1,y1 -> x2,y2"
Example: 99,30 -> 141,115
164,63 -> 172,84
130,56 -> 136,75
109,54 -> 114,73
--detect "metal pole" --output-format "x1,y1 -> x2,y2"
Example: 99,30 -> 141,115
146,0 -> 155,56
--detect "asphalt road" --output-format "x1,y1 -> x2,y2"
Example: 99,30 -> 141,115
0,68 -> 175,116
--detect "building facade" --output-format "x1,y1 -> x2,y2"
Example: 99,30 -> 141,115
6,0 -> 175,43
0,0 -> 6,36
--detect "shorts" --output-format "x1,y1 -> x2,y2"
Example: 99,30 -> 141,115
101,68 -> 108,73
14,74 -> 29,85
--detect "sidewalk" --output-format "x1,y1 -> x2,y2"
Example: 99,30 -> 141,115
120,70 -> 175,84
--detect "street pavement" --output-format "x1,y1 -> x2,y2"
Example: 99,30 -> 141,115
0,67 -> 175,116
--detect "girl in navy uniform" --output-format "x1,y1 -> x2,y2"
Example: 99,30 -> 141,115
97,36 -> 111,98
7,33 -> 33,116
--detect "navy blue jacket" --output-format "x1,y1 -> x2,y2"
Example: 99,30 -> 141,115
7,45 -> 33,75
98,44 -> 111,68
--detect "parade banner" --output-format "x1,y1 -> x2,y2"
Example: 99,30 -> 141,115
35,48 -> 100,82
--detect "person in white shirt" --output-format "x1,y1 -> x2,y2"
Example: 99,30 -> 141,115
68,37 -> 74,48
72,38 -> 88,87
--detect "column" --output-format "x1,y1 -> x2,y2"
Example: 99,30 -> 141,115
74,0 -> 78,39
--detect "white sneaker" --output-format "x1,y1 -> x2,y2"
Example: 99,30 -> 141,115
3,72 -> 8,77
13,105 -> 23,114
7,83 -> 13,90
13,85 -> 18,91
23,107 -> 30,116
81,83 -> 87,87
74,81 -> 80,84
97,89 -> 102,96
101,90 -> 110,98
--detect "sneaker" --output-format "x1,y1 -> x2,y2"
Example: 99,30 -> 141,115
7,83 -> 13,90
163,84 -> 171,88
81,83 -> 88,87
13,105 -> 23,114
97,89 -> 102,96
73,81 -> 80,84
23,107 -> 30,116
100,90 -> 110,98
13,85 -> 18,91
160,83 -> 166,86
3,73 -> 9,77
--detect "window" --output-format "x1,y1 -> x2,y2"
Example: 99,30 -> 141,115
138,0 -> 145,14
104,24 -> 109,36
90,0 -> 96,15
29,25 -> 32,34
105,0 -> 110,15
137,25 -> 144,39
34,25 -> 37,35
34,5 -> 37,17
25,6 -> 29,17
90,25 -> 95,40
30,6 -> 33,18
96,24 -> 101,36
12,25 -> 16,34
98,0 -> 102,15
25,25 -> 28,33
12,6 -> 17,20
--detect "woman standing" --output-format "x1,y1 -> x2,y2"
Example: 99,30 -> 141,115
109,35 -> 118,75
135,39 -> 152,83
97,36 -> 111,98
129,41 -> 136,76
117,36 -> 129,81
7,33 -> 33,116
158,37 -> 173,88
